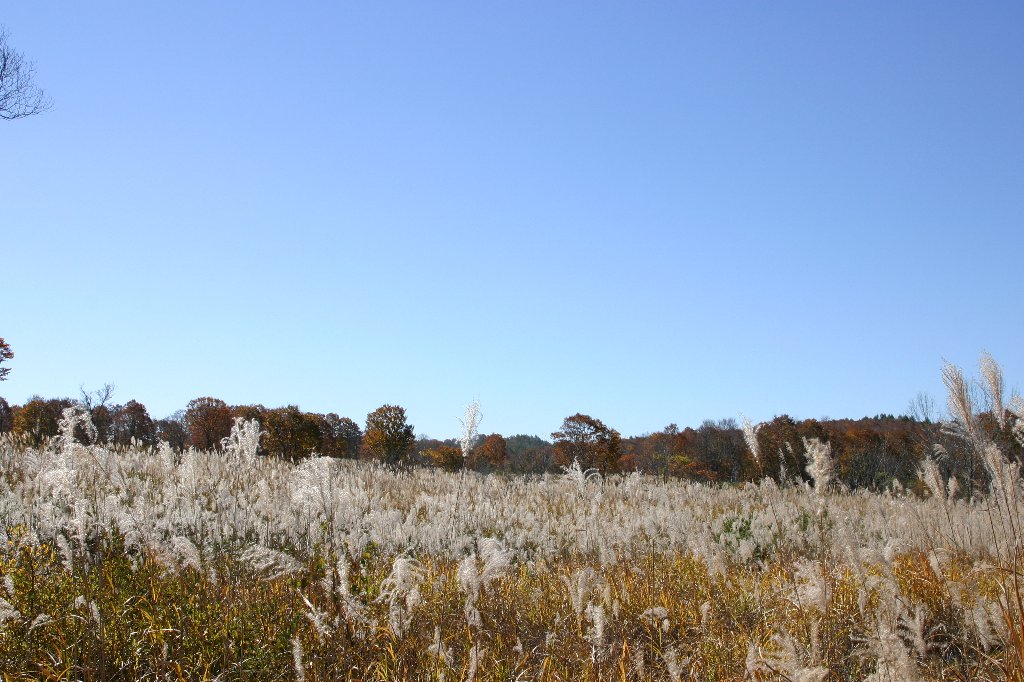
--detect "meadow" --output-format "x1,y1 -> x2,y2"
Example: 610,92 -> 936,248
0,363 -> 1021,681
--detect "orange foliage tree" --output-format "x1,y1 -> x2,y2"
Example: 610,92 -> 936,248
468,434 -> 508,472
363,404 -> 415,466
552,413 -> 622,475
426,444 -> 463,472
12,397 -> 72,446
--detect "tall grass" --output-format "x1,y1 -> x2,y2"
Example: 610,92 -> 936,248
0,358 -> 1021,680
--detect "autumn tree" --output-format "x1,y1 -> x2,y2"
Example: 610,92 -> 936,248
467,433 -> 508,472
232,404 -> 268,425
978,409 -> 1024,467
337,416 -> 363,457
823,416 -> 932,491
0,397 -> 12,433
12,399 -> 54,446
425,444 -> 463,472
0,337 -> 12,381
363,404 -> 415,466
87,405 -> 113,443
313,413 -> 341,458
552,413 -> 622,475
155,412 -> 189,452
184,397 -> 233,451
0,28 -> 52,119
413,436 -> 450,464
691,419 -> 750,482
505,434 -> 555,473
263,406 -> 322,460
755,415 -> 803,482
639,424 -> 701,479
110,399 -> 157,447
77,384 -> 116,443
318,413 -> 362,458
12,397 -> 72,446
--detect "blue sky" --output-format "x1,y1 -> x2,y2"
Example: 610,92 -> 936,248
2,2 -> 1022,439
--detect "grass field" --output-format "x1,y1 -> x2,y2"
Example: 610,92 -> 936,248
1,365 -> 1022,680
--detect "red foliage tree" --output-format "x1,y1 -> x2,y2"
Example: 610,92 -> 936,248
184,397 -> 233,451
466,433 -> 508,472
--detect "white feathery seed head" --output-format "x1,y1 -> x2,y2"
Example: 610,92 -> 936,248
803,437 -> 834,495
0,597 -> 20,626
459,400 -> 482,459
56,405 -> 97,451
918,457 -> 946,503
291,636 -> 306,682
980,351 -> 1005,428
740,415 -> 762,466
221,417 -> 263,461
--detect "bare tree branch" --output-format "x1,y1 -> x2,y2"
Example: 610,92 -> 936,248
0,27 -> 52,120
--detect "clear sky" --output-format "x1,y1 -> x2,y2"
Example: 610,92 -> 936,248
2,2 -> 1022,440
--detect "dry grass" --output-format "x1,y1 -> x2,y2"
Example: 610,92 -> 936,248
2,354 -> 1023,679
0,518 -> 1015,680
0,477 -> 1015,679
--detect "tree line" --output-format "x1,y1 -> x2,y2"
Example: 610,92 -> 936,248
1,338 -> 1020,491
4,391 -> 1021,492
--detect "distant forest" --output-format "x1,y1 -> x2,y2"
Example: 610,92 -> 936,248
2,337 -> 1019,493
2,388 -> 1020,495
